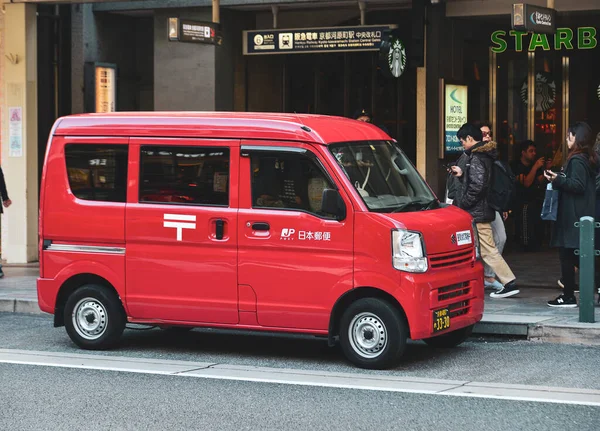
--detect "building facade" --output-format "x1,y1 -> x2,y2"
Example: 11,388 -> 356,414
2,0 -> 600,263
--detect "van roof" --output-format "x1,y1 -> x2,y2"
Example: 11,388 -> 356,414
53,112 -> 391,144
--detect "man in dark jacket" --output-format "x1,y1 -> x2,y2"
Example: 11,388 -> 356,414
450,123 -> 519,298
0,166 -> 12,278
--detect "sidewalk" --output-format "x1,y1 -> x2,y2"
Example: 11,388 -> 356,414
1,258 -> 599,345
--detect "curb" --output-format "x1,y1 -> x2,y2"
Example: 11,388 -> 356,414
2,299 -> 599,347
0,299 -> 41,314
528,324 -> 600,345
1,263 -> 39,268
474,320 -> 600,346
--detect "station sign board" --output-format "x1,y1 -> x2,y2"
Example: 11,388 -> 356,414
168,18 -> 222,45
243,25 -> 396,55
512,3 -> 556,35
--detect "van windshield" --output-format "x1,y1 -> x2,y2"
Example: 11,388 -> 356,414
329,140 -> 438,213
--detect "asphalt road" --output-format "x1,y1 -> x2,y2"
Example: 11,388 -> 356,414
1,362 -> 599,431
2,312 -> 600,430
1,312 -> 599,390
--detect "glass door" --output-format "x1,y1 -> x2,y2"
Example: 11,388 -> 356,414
493,48 -> 567,167
494,47 -> 529,163
532,51 -> 565,170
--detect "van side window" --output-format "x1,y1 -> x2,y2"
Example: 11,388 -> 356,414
65,144 -> 128,203
251,152 -> 334,216
140,146 -> 229,206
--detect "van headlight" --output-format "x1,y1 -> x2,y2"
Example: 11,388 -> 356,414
392,229 -> 428,273
472,220 -> 481,260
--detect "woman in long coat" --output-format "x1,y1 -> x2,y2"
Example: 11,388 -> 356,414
544,122 -> 598,307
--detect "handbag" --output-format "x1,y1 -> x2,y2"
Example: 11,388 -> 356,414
540,182 -> 559,221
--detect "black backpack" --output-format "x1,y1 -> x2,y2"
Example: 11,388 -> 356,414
488,160 -> 516,212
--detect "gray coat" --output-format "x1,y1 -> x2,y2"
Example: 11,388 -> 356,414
551,154 -> 597,249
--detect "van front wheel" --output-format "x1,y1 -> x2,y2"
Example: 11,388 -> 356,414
339,298 -> 407,370
64,284 -> 126,350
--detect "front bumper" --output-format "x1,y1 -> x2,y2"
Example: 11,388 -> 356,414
404,261 -> 484,340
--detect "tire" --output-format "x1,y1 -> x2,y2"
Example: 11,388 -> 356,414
339,298 -> 408,370
423,324 -> 474,348
64,284 -> 126,350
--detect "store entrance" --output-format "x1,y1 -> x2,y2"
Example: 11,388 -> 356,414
246,51 -> 417,161
493,48 -> 568,168
490,19 -> 600,255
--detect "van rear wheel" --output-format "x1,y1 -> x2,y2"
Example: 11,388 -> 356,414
423,324 -> 474,348
64,284 -> 126,350
339,298 -> 407,370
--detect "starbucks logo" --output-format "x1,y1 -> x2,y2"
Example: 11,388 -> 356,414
520,72 -> 556,113
388,38 -> 407,78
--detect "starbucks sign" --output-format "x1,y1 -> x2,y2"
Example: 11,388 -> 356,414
388,38 -> 407,78
379,31 -> 407,78
520,72 -> 557,113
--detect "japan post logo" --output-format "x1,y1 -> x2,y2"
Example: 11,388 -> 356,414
280,228 -> 295,241
164,214 -> 196,241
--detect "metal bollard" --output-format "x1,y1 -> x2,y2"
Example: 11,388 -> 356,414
575,216 -> 597,323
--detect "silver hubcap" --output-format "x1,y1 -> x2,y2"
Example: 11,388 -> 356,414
72,297 -> 108,340
348,312 -> 388,358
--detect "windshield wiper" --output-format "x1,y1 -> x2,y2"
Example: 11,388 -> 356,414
421,199 -> 439,210
391,201 -> 424,213
391,199 -> 438,213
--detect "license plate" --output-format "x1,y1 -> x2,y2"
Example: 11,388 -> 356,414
433,308 -> 451,333
456,230 -> 472,246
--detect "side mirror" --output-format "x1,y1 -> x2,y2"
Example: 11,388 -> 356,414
322,189 -> 346,221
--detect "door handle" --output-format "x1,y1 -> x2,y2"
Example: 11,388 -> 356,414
252,222 -> 270,231
215,219 -> 225,240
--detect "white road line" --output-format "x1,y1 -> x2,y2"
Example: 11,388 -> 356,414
1,349 -> 600,407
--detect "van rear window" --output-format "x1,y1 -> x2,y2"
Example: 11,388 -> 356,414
139,146 -> 229,206
65,144 -> 128,203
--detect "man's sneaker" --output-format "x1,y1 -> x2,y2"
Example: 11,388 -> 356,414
484,279 -> 503,291
547,294 -> 577,308
490,281 -> 520,298
557,278 -> 579,293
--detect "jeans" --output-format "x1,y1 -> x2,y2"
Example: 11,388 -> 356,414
484,211 -> 507,278
476,222 -> 516,285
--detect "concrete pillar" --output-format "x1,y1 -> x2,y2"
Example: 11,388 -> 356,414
1,3 -> 38,263
416,2 -> 449,197
154,9 -> 216,111
71,4 -> 99,114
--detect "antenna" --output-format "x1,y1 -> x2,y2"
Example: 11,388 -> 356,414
294,112 -> 312,132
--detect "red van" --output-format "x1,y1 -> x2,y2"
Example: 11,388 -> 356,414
37,112 -> 483,369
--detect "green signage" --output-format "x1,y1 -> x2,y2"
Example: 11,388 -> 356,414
491,27 -> 597,53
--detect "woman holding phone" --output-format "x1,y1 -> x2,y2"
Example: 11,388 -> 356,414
544,122 -> 598,307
